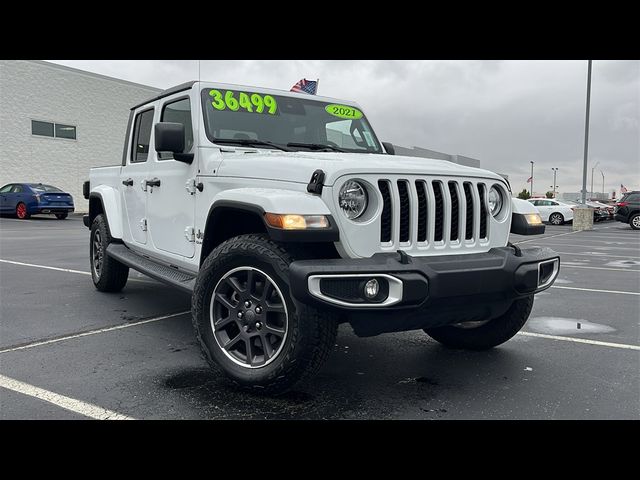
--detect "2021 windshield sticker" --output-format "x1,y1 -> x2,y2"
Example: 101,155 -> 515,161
209,89 -> 278,115
325,104 -> 363,120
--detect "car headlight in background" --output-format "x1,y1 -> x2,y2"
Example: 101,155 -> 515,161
488,186 -> 504,217
339,180 -> 368,219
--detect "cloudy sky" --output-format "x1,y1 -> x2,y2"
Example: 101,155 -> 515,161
49,60 -> 640,197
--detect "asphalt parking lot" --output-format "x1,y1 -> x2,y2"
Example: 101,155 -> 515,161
1,215 -> 638,419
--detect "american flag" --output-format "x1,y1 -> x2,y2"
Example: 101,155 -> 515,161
526,176 -> 532,183
621,184 -> 628,193
290,78 -> 318,95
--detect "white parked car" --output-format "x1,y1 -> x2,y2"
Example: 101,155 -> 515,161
83,81 -> 559,393
528,198 -> 574,225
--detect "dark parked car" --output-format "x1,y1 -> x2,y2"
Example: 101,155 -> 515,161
0,183 -> 74,220
615,191 -> 640,230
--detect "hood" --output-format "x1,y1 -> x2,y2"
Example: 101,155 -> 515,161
215,151 -> 506,186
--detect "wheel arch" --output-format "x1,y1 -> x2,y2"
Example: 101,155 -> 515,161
89,186 -> 123,239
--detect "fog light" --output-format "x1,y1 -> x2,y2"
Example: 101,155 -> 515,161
364,279 -> 379,299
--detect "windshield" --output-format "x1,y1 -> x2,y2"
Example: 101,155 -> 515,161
29,184 -> 63,193
201,88 -> 383,153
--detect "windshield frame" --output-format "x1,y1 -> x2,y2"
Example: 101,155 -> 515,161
200,87 -> 384,154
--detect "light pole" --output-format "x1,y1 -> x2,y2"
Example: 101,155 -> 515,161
551,167 -> 558,198
580,60 -> 592,205
530,161 -> 534,197
590,160 -> 600,200
601,170 -> 605,197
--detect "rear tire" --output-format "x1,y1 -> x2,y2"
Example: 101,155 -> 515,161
16,202 -> 30,219
55,213 -> 68,220
192,234 -> 338,394
90,214 -> 129,292
424,296 -> 534,350
630,213 -> 640,230
549,212 -> 564,225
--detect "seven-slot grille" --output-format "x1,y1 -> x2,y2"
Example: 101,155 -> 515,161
377,178 -> 490,248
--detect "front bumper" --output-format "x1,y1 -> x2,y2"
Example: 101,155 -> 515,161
289,246 -> 560,336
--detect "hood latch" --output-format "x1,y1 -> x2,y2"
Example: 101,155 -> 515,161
307,169 -> 325,194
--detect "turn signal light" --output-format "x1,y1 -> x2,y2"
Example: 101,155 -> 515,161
264,213 -> 330,230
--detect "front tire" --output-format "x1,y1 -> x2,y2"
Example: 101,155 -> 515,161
549,212 -> 564,225
90,214 -> 129,292
192,234 -> 338,394
55,213 -> 68,220
630,213 -> 640,230
424,296 -> 534,350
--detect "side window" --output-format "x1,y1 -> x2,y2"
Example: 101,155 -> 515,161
530,200 -> 539,206
627,194 -> 640,203
130,108 -> 154,163
0,184 -> 13,193
11,185 -> 23,193
159,98 -> 193,160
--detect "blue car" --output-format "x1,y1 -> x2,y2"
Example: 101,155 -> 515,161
0,183 -> 75,220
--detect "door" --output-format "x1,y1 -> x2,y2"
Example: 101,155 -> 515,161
146,96 -> 196,258
121,107 -> 154,245
536,200 -> 552,221
0,184 -> 13,213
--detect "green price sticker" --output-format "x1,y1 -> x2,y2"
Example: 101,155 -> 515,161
325,104 -> 363,120
209,89 -> 278,115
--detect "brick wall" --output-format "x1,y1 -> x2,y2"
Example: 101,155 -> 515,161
0,61 -> 160,212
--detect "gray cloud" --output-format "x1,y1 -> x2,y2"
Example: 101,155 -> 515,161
48,59 -> 640,196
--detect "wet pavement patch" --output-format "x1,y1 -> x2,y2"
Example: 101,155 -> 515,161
527,317 -> 616,335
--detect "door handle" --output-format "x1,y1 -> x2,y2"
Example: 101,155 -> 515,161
122,178 -> 134,186
145,178 -> 161,188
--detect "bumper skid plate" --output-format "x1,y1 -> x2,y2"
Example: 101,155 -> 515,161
289,246 -> 560,336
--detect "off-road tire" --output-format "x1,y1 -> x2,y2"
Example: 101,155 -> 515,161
424,295 -> 534,350
192,234 -> 338,394
90,214 -> 129,292
630,213 -> 640,230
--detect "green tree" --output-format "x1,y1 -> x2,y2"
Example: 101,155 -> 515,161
517,189 -> 531,200
545,191 -> 554,198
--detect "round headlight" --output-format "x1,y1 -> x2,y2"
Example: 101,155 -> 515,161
488,186 -> 503,217
339,180 -> 368,219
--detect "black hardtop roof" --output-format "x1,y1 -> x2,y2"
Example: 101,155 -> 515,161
130,81 -> 196,110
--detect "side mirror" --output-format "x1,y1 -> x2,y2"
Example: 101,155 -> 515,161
154,122 -> 194,164
382,141 -> 395,155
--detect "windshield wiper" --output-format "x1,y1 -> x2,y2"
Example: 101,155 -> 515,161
286,142 -> 347,152
216,138 -> 292,152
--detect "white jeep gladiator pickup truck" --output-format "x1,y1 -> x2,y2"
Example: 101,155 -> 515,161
83,81 -> 559,393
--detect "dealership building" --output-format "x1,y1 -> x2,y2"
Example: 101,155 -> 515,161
0,60 -> 161,211
1,61 -> 485,213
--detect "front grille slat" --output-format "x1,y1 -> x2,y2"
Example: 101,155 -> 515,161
432,181 -> 444,242
448,182 -> 459,241
463,182 -> 474,240
416,181 -> 427,242
377,177 -> 492,250
378,180 -> 392,243
397,181 -> 410,243
478,183 -> 488,239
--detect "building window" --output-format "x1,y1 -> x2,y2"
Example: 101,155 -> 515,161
32,120 -> 54,137
55,124 -> 77,140
31,120 -> 77,140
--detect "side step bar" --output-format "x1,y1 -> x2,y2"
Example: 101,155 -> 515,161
106,244 -> 196,293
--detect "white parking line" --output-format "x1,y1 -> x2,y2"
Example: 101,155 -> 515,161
517,332 -> 640,351
0,258 -> 90,275
562,265 -> 640,273
550,251 -> 640,259
534,242 -> 640,251
0,258 -> 156,283
515,230 -> 582,244
551,285 -> 640,296
0,311 -> 190,355
0,374 -> 134,420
